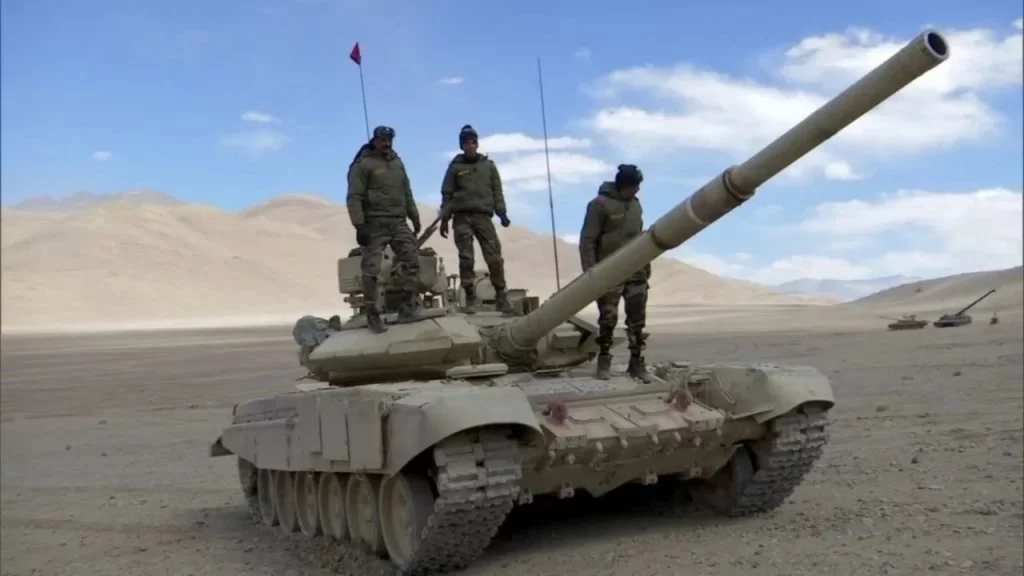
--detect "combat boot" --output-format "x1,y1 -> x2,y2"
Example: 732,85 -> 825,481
494,288 -> 513,315
595,353 -> 612,380
627,353 -> 652,383
463,285 -> 477,315
394,291 -> 422,324
366,307 -> 387,333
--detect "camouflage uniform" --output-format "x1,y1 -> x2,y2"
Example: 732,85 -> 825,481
439,125 -> 512,313
346,126 -> 422,332
578,165 -> 651,381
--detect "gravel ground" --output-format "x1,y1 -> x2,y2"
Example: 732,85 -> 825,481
1,317 -> 1021,576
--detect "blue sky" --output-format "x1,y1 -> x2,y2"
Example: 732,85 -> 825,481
2,0 -> 1021,285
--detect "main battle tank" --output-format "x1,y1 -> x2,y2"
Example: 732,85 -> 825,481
884,314 -> 928,330
209,29 -> 950,575
933,288 -> 996,328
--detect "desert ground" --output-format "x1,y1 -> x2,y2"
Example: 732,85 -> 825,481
2,194 -> 1022,575
2,299 -> 1022,576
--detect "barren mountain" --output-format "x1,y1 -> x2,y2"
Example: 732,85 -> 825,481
846,265 -> 1023,314
1,193 -> 827,332
775,275 -> 923,302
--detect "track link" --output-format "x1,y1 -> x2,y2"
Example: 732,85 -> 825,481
722,406 -> 830,517
395,427 -> 522,575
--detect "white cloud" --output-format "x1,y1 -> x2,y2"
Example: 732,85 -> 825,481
671,187 -> 1023,285
441,132 -> 610,194
447,132 -> 593,157
92,150 -> 113,161
439,76 -> 465,85
575,47 -> 592,62
220,130 -> 288,155
241,110 -> 281,124
674,250 -> 748,278
799,187 -> 1023,269
500,152 -> 613,192
560,233 -> 580,244
587,21 -> 1022,181
822,161 -> 863,181
1015,18 -> 1023,31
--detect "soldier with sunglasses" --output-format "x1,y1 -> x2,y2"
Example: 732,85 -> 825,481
346,125 -> 423,333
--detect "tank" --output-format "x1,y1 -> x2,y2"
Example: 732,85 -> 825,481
209,29 -> 951,575
933,289 -> 996,327
883,314 -> 928,330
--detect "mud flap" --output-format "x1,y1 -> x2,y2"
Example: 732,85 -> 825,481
210,436 -> 232,457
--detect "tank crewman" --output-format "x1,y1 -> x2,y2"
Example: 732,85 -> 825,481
346,125 -> 423,333
578,164 -> 652,381
438,125 -> 513,314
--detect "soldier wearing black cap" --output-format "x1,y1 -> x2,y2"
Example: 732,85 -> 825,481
578,164 -> 651,381
346,125 -> 423,333
438,124 -> 512,314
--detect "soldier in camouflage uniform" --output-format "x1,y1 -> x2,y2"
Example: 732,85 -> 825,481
346,125 -> 423,333
439,125 -> 512,314
578,164 -> 651,382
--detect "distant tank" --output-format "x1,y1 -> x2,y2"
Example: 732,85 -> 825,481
883,314 -> 928,331
209,29 -> 950,576
933,289 -> 996,328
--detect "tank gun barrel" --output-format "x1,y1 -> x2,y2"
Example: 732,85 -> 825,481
954,288 -> 995,316
497,30 -> 950,354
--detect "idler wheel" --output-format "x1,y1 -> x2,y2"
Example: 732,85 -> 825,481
379,471 -> 436,571
690,445 -> 755,513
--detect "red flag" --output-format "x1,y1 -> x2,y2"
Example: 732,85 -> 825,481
349,42 -> 362,66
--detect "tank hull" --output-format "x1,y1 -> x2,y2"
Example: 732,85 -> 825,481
933,314 -> 972,327
211,362 -> 833,574
888,320 -> 928,330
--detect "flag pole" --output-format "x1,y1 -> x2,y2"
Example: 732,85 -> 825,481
350,42 -> 370,141
537,57 -> 562,291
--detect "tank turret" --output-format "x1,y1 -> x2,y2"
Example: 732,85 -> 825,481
300,29 -> 951,383
212,30 -> 950,576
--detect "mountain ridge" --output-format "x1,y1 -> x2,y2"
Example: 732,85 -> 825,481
774,275 -> 925,302
1,191 -> 834,331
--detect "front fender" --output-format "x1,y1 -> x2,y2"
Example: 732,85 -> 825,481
708,363 -> 835,423
210,436 -> 233,457
385,385 -> 544,475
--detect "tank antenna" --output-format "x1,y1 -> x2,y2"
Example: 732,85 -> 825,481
537,57 -> 562,290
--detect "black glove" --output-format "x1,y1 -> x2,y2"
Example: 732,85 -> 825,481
411,219 -> 421,236
439,218 -> 450,239
355,225 -> 371,247
498,213 -> 511,228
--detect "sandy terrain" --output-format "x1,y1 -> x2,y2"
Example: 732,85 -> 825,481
0,193 -> 830,333
2,192 -> 1021,574
2,303 -> 1022,576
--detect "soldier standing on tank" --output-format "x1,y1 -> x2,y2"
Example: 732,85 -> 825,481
438,125 -> 513,315
578,164 -> 652,382
346,125 -> 423,333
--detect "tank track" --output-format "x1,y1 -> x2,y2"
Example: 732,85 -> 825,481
397,428 -> 522,575
237,427 -> 522,576
721,406 -> 830,517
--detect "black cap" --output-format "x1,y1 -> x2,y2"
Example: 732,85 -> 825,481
373,125 -> 396,139
459,124 -> 478,146
614,164 -> 643,189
